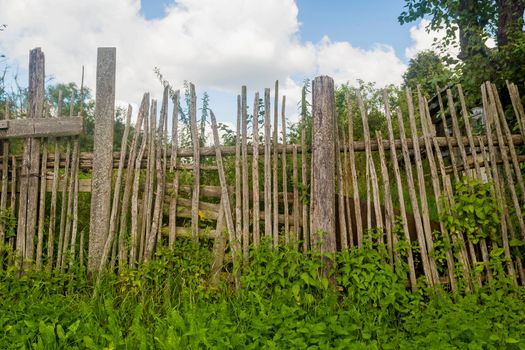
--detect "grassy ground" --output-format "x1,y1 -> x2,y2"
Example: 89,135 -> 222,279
1,238 -> 525,349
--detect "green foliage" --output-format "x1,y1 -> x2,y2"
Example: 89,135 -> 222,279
2,238 -> 525,349
399,0 -> 525,107
403,50 -> 454,94
443,177 -> 500,244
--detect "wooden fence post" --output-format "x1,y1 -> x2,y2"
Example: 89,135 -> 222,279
17,47 -> 45,266
310,76 -> 337,258
88,47 -> 116,273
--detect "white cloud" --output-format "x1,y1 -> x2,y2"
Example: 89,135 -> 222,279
405,19 -> 460,60
0,0 -> 413,126
315,36 -> 407,86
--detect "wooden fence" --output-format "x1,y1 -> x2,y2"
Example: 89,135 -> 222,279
1,47 -> 525,291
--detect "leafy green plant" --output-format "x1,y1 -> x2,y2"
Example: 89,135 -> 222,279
444,177 -> 500,244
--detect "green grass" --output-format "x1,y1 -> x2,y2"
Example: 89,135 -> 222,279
1,238 -> 525,349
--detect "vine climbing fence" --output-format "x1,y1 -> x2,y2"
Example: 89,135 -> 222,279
1,47 -> 525,291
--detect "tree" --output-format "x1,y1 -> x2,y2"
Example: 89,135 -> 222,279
403,50 -> 454,94
399,0 -> 525,105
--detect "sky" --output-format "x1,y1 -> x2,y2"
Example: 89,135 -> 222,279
0,0 -> 449,133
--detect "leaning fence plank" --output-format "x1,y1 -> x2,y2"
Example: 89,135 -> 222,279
383,91 -> 417,289
491,83 -> 525,203
420,93 -> 457,291
407,88 -> 439,285
61,139 -> 79,271
169,91 -> 180,246
424,98 -> 472,289
335,116 -> 348,249
210,194 -> 226,287
507,82 -> 525,143
486,83 -> 525,240
301,86 -> 309,251
241,86 -> 249,259
264,89 -> 272,240
235,95 -> 242,243
458,85 -> 482,178
357,91 -> 383,234
446,88 -> 482,286
88,47 -> 116,273
69,68 -> 84,266
479,136 -> 516,284
69,141 -> 80,265
130,111 -> 148,266
436,85 -> 459,181
273,80 -> 279,247
118,94 -> 148,263
35,144 -> 47,269
252,92 -> 260,246
281,95 -> 289,243
210,109 -> 240,288
292,145 -> 300,243
347,94 -> 363,248
46,95 -> 62,271
190,84 -> 200,241
342,123 -> 353,247
99,106 -> 131,272
447,89 -> 470,173
397,107 -> 434,286
375,131 -> 394,263
145,100 -> 166,262
56,142 -> 71,269
141,100 -> 157,261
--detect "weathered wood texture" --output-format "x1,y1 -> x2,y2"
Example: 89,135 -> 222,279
88,47 -> 116,273
0,117 -> 83,139
310,76 -> 336,254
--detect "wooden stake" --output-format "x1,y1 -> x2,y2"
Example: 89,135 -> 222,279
346,94 -> 363,247
235,95 -> 242,243
375,131 -> 395,262
241,86 -> 249,259
335,115 -> 348,249
88,47 -> 115,273
273,81 -> 279,247
292,145 -> 300,244
99,105 -> 131,272
419,92 -> 457,291
436,85 -> 459,181
252,92 -> 260,246
406,88 -> 439,285
281,95 -> 289,243
190,84 -> 200,241
264,89 -> 272,240
169,91 -> 180,247
210,109 -> 240,288
383,90 -> 417,289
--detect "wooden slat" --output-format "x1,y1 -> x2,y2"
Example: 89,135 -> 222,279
88,47 -> 116,272
407,88 -> 439,285
347,94 -> 363,247
272,80 -> 279,247
189,83 -> 200,241
420,91 -> 457,291
252,92 -> 260,246
264,88 -> 272,240
383,90 -> 417,289
241,86 -> 249,259
0,116 -> 83,139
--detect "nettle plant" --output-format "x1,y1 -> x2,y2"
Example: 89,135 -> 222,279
444,177 -> 500,244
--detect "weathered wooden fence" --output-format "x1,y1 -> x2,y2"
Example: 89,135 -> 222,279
1,47 -> 525,291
